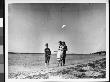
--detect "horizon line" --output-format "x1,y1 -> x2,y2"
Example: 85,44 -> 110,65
8,50 -> 106,54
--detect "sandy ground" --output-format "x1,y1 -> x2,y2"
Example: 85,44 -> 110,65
8,54 -> 106,79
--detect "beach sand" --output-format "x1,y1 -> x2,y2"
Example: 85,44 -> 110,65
8,53 -> 106,79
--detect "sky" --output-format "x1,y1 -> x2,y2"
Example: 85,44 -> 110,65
8,3 -> 106,54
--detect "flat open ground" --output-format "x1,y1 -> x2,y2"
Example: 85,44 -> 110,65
8,53 -> 106,79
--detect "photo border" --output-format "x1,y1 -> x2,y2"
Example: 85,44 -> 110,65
5,0 -> 109,82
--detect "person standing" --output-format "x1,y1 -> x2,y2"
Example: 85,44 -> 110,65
62,42 -> 68,66
44,43 -> 51,66
57,41 -> 63,66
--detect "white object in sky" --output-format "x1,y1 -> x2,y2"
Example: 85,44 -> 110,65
62,25 -> 66,28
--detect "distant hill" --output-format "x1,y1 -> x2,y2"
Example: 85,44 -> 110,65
91,51 -> 106,55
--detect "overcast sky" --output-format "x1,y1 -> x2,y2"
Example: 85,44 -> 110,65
8,3 -> 106,54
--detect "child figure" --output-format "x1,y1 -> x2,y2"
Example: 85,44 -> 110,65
57,41 -> 64,66
44,43 -> 51,66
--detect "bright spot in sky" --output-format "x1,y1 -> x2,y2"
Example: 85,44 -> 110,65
62,25 -> 66,28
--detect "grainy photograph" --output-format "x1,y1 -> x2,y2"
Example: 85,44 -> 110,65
8,3 -> 107,80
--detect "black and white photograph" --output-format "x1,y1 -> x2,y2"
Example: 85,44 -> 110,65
0,0 -> 4,82
7,1 -> 109,81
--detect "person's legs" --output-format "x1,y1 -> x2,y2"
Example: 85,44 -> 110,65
60,59 -> 62,66
63,58 -> 65,65
58,60 -> 59,66
47,57 -> 50,65
63,54 -> 66,66
45,57 -> 48,66
60,53 -> 64,66
61,56 -> 63,66
57,59 -> 60,67
45,62 -> 47,66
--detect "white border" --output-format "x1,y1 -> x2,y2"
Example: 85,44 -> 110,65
106,2 -> 109,81
5,0 -> 8,81
5,0 -> 109,82
7,0 -> 109,3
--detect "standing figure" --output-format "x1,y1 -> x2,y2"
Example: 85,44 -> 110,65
62,41 -> 68,66
57,41 -> 64,66
44,43 -> 51,66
